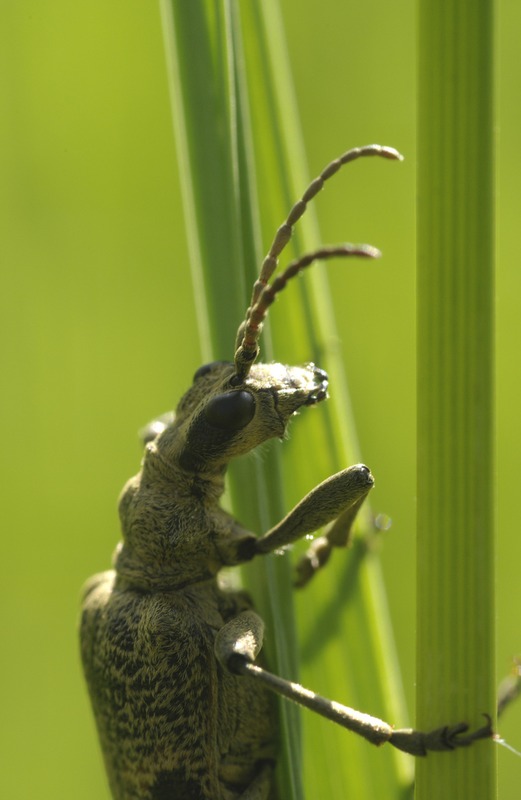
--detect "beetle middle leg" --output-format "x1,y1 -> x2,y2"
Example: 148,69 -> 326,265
237,762 -> 273,800
215,612 -> 493,757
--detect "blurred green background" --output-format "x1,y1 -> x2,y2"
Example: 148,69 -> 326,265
1,1 -> 519,797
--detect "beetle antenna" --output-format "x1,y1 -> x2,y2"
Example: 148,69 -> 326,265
253,145 -> 401,304
233,144 -> 403,381
234,243 -> 380,380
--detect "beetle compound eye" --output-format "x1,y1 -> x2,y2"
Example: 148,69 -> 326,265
193,361 -> 232,383
204,391 -> 255,430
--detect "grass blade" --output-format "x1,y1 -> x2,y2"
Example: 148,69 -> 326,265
161,0 -> 411,795
416,0 -> 496,797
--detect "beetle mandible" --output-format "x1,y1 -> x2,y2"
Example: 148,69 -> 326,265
80,144 -> 492,800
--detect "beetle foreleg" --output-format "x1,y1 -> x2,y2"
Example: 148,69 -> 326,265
254,464 -> 374,556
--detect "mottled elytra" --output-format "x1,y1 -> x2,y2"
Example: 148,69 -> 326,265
80,145 -> 492,800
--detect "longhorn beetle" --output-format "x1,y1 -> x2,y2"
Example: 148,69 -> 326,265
80,144 -> 492,800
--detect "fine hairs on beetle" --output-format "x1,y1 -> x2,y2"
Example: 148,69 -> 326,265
80,145 -> 493,800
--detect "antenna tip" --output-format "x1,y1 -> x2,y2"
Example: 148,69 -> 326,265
357,244 -> 382,259
384,146 -> 405,162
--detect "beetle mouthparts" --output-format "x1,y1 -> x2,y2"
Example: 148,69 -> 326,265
305,365 -> 329,405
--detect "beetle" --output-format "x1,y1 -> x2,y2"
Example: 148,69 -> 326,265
80,144 -> 492,800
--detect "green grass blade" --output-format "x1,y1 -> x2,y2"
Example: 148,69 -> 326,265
161,0 -> 411,796
240,4 -> 413,797
160,3 -> 302,794
416,0 -> 496,798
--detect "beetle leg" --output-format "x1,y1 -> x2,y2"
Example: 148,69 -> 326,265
218,639 -> 493,756
293,495 -> 368,587
254,464 -> 373,557
237,762 -> 273,800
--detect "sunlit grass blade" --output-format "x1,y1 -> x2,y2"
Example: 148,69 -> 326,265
416,0 -> 496,798
240,4 -> 413,797
160,3 -> 302,794
161,0 -> 411,796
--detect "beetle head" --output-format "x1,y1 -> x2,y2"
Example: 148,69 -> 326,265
149,358 -> 328,476
147,145 -> 404,477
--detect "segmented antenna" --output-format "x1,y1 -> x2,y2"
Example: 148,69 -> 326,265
233,144 -> 403,381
